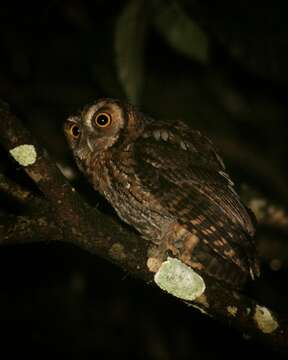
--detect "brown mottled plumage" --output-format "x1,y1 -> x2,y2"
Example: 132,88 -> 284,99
64,98 -> 260,288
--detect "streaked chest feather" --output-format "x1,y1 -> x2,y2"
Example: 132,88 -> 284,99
86,151 -> 171,241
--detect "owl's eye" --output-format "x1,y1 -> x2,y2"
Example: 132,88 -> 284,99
70,123 -> 81,139
94,112 -> 112,128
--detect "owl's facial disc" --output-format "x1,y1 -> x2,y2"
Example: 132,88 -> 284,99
84,101 -> 124,130
79,100 -> 126,152
65,99 -> 131,164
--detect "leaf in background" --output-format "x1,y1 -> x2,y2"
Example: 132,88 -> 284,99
154,1 -> 209,64
115,0 -> 149,105
176,1 -> 288,83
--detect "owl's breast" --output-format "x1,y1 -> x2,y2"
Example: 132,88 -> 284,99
89,151 -> 172,243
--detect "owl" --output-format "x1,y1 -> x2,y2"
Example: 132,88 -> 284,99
64,98 -> 259,289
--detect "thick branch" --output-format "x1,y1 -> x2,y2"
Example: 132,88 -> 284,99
0,102 -> 287,353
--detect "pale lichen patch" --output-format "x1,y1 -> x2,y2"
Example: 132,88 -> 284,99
109,243 -> 126,261
9,144 -> 37,166
254,305 -> 279,334
227,305 -> 238,317
154,257 -> 206,301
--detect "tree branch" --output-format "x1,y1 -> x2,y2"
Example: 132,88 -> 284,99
0,102 -> 287,353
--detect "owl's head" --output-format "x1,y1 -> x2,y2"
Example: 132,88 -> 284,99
64,98 -> 145,163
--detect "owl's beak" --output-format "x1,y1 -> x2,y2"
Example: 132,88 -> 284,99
86,137 -> 94,152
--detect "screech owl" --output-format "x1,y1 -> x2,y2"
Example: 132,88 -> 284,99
64,98 -> 259,289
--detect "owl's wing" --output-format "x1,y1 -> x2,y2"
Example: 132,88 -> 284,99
134,120 -> 258,284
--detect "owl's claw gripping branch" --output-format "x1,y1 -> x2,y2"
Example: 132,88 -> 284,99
0,102 -> 287,353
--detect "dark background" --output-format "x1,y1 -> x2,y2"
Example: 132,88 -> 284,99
0,0 -> 288,358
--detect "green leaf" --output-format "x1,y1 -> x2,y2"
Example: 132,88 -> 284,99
154,1 -> 209,64
115,0 -> 148,104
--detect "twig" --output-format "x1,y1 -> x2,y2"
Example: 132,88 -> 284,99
0,102 -> 287,353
